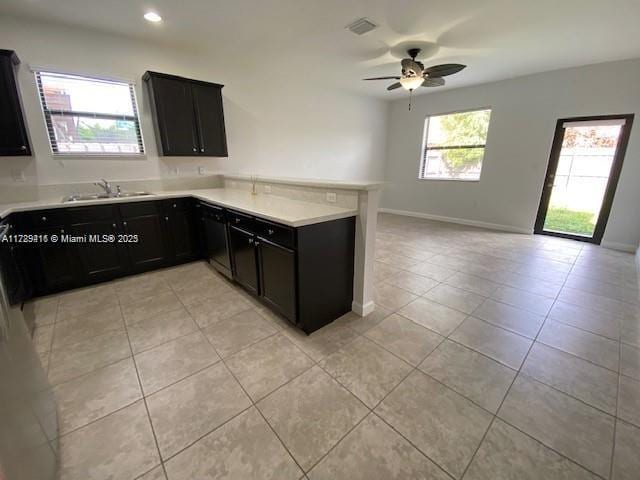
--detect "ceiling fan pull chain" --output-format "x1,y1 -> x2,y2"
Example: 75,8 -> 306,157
408,89 -> 413,111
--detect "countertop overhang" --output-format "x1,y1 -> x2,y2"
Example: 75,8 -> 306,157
0,188 -> 358,227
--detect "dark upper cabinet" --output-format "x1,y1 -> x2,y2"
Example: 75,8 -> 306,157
228,226 -> 259,295
192,82 -> 228,156
143,71 -> 227,157
0,50 -> 31,156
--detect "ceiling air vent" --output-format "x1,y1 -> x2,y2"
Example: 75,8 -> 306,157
346,18 -> 378,36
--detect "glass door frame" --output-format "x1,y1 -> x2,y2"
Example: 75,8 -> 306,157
534,114 -> 634,244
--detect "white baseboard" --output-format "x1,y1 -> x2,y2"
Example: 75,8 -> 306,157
352,300 -> 375,316
379,208 -> 533,235
600,240 -> 638,253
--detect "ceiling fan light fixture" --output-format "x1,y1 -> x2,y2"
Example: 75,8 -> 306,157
400,76 -> 424,91
144,12 -> 162,22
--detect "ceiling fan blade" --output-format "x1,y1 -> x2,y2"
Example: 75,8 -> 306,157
421,77 -> 445,87
424,64 -> 466,77
363,76 -> 401,81
387,82 -> 402,91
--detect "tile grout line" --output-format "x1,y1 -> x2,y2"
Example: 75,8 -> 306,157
167,266 -> 313,476
116,291 -> 171,480
457,240 -> 607,479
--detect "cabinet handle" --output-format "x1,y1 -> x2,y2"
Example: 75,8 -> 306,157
248,238 -> 253,244
165,216 -> 169,221
268,229 -> 274,235
112,223 -> 116,228
21,145 -> 27,150
192,147 -> 197,152
172,203 -> 177,208
123,221 -> 128,227
200,148 -> 205,153
41,216 -> 47,222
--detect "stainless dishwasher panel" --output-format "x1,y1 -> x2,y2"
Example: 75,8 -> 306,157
0,225 -> 58,480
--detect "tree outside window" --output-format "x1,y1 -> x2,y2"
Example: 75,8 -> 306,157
420,109 -> 491,180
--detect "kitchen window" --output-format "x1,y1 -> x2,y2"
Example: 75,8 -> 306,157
35,71 -> 144,155
419,108 -> 491,181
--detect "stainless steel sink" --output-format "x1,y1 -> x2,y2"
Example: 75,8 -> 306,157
63,192 -> 154,203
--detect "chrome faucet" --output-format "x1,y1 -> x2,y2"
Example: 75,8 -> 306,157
94,179 -> 112,195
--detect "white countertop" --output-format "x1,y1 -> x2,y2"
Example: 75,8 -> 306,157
222,173 -> 383,191
0,188 -> 358,227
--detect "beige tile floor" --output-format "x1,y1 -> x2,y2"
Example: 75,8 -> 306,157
29,213 -> 640,480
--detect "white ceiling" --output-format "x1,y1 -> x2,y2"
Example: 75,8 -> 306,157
2,0 -> 640,99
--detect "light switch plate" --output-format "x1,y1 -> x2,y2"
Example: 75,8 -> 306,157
197,166 -> 205,175
326,192 -> 337,203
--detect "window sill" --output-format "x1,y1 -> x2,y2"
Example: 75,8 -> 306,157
418,177 -> 480,182
52,153 -> 147,159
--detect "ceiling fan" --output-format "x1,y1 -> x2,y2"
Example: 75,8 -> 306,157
363,48 -> 466,109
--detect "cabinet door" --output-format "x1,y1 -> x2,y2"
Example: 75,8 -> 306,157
229,226 -> 258,294
192,83 -> 228,156
71,220 -> 128,283
149,75 -> 198,155
32,226 -> 79,294
123,215 -> 168,272
257,239 -> 296,322
0,53 -> 30,156
164,203 -> 199,264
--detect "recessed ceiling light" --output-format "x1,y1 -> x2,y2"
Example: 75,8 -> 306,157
144,12 -> 162,23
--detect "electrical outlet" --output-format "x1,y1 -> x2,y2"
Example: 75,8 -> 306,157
326,192 -> 337,203
11,169 -> 25,183
197,166 -> 205,175
264,185 -> 272,194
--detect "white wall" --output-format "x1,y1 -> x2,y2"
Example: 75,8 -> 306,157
0,17 -> 387,186
382,58 -> 640,250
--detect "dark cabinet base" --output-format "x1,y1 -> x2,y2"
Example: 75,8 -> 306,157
9,197 -> 355,335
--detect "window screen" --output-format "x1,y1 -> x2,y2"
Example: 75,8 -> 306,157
419,109 -> 491,180
35,71 -> 144,155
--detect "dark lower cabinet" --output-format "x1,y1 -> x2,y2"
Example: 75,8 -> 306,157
123,214 -> 167,273
31,226 -> 78,294
228,212 -> 355,333
71,219 -> 127,283
8,196 -> 355,335
163,199 -> 199,264
228,226 -> 259,295
257,239 -> 296,321
69,205 -> 127,284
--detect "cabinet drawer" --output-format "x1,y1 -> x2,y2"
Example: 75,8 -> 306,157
255,219 -> 295,249
163,197 -> 192,212
67,205 -> 118,223
21,209 -> 68,229
227,210 -> 254,232
119,200 -> 160,218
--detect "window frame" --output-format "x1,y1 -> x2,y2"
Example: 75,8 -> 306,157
418,107 -> 492,182
34,70 -> 145,157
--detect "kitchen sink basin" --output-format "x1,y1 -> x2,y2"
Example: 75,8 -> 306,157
63,192 -> 154,203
